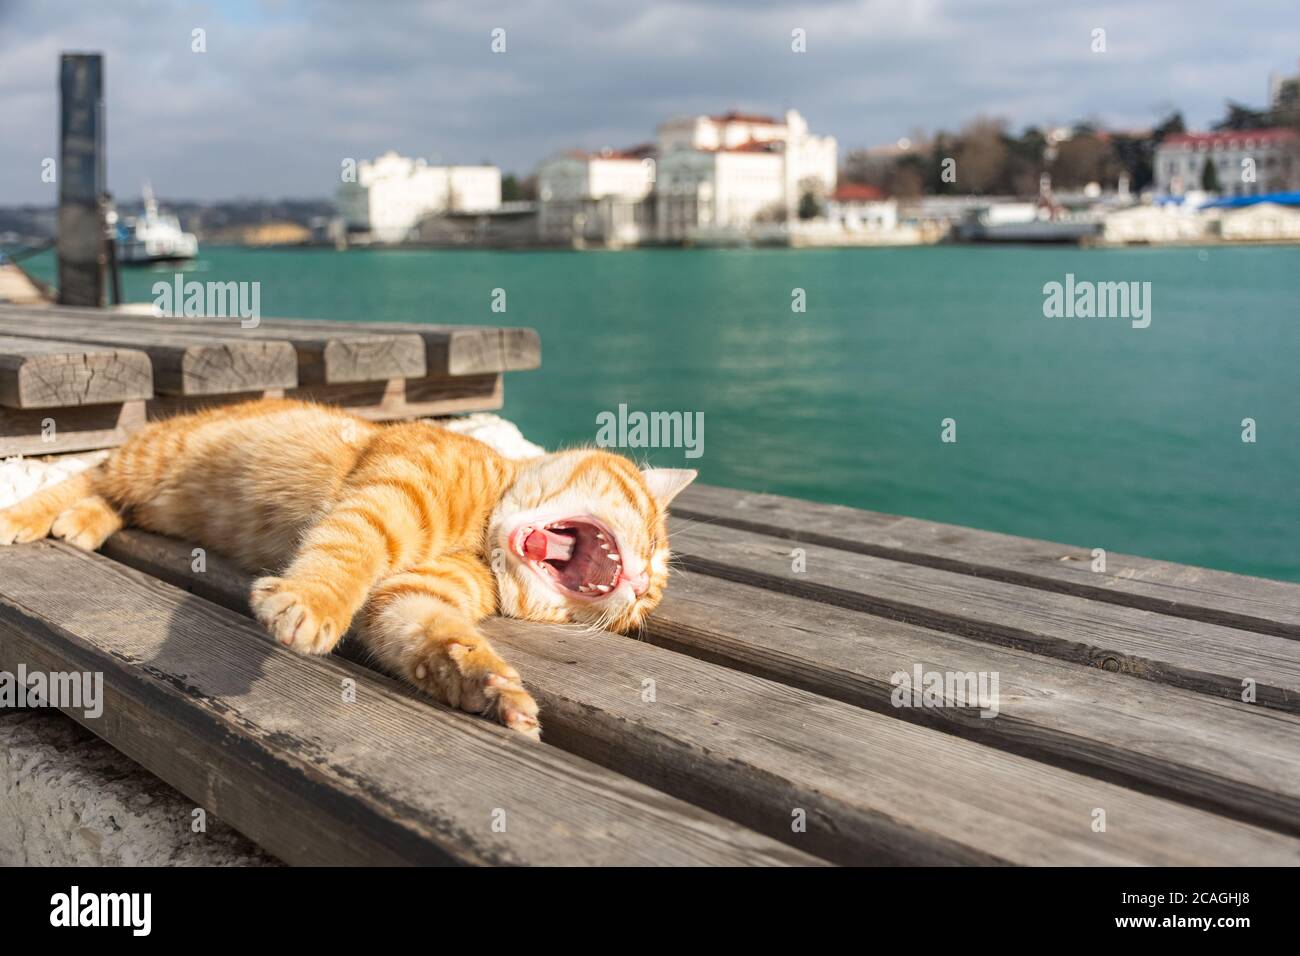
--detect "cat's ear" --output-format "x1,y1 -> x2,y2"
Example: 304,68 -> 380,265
641,468 -> 697,508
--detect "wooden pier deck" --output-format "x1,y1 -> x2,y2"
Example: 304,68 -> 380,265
0,307 -> 1296,865
0,304 -> 538,456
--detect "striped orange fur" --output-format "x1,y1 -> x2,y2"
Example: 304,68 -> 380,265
0,398 -> 696,739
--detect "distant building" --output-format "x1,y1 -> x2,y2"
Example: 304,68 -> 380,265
1154,129 -> 1299,198
534,109 -> 837,246
535,148 -> 655,246
1218,201 -> 1300,241
654,109 -> 837,242
656,144 -> 786,241
825,182 -> 897,231
657,110 -> 792,152
1102,202 -> 1210,244
337,151 -> 501,243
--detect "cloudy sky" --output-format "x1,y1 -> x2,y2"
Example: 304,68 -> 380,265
1,0 -> 1296,203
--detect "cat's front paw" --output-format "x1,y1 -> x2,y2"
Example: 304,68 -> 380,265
0,505 -> 54,546
250,576 -> 346,655
411,636 -> 541,740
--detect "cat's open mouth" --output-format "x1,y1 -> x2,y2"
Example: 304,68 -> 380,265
510,517 -> 623,599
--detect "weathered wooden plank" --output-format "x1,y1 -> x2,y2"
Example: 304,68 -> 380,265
293,331 -> 426,384
676,484 -> 1300,638
0,304 -> 539,381
259,318 -> 541,375
95,529 -> 1300,866
669,518 -> 1300,712
0,313 -> 298,396
0,376 -> 505,458
641,570 -> 1300,836
0,335 -> 153,408
285,373 -> 503,419
20,307 -> 428,386
0,400 -> 146,456
0,541 -> 814,866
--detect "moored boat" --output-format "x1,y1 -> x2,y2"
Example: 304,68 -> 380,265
115,182 -> 198,264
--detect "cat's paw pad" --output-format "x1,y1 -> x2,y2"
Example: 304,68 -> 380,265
413,642 -> 541,741
250,576 -> 344,655
0,507 -> 53,546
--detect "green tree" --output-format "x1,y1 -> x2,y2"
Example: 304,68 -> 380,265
797,191 -> 822,220
1153,111 -> 1186,141
954,118 -> 1009,193
1213,101 -> 1270,131
1201,157 -> 1220,192
1050,133 -> 1119,189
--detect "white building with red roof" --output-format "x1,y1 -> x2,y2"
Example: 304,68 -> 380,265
1154,129 -> 1299,197
654,109 -> 837,242
825,182 -> 897,231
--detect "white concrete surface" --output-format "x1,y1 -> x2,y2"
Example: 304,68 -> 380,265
0,710 -> 277,866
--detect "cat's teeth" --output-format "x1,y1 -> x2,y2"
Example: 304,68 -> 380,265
596,532 -> 605,540
595,584 -> 611,592
600,542 -> 610,551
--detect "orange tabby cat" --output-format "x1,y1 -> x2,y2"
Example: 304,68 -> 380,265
0,399 -> 696,739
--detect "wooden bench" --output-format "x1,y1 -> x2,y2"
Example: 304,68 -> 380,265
0,305 -> 540,456
0,483 -> 1296,865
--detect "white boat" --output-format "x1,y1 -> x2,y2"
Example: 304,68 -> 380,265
115,182 -> 198,264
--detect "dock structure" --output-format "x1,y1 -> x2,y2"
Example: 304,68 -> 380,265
0,304 -> 539,457
0,262 -> 54,306
0,333 -> 1297,863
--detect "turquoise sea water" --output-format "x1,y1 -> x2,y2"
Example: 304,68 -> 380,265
23,245 -> 1299,580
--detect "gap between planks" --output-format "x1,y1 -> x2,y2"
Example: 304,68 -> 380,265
674,484 -> 1300,639
642,569 -> 1300,837
667,517 -> 1300,713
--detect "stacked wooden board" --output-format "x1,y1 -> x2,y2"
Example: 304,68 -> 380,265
0,304 -> 540,457
0,481 -> 1296,865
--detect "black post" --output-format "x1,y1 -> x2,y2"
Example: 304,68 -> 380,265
101,192 -> 122,305
57,52 -> 106,307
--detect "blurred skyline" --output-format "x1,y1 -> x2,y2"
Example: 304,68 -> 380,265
1,0 -> 1297,204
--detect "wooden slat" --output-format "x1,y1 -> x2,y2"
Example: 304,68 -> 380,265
668,518 -> 1300,712
0,376 -> 506,458
676,484 -> 1300,638
0,335 -> 153,408
259,317 -> 541,376
0,541 -> 813,867
0,400 -> 145,456
95,529 -> 1300,866
0,313 -> 298,396
21,307 -> 428,386
285,373 -> 503,419
642,570 -> 1300,836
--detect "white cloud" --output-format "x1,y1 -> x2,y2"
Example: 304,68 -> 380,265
0,0 -> 1294,202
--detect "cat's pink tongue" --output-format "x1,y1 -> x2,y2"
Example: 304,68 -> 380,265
523,528 -> 574,562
